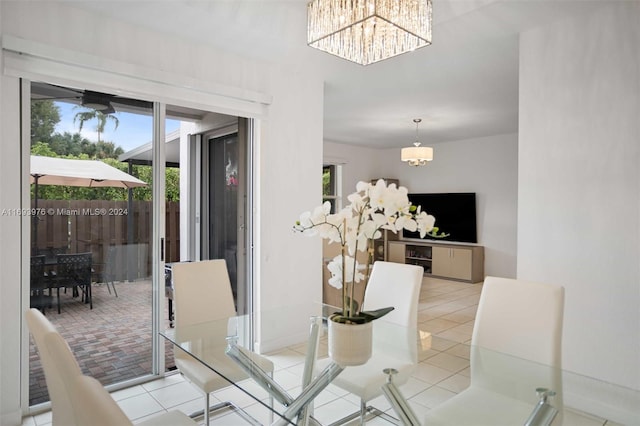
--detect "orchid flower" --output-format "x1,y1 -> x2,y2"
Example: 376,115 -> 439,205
294,179 -> 445,319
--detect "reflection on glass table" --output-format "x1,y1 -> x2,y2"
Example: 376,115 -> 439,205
161,304 -> 338,425
161,306 -> 639,426
383,342 -> 640,426
161,303 -> 426,425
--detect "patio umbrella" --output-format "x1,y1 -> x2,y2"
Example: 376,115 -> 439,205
30,156 -> 147,188
30,155 -> 147,251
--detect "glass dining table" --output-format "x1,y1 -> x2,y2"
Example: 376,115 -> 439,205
161,304 -> 639,426
162,303 -> 344,425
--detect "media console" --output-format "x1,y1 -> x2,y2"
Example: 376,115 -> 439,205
388,240 -> 484,283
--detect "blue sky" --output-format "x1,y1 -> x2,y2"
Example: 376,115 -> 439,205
55,101 -> 180,153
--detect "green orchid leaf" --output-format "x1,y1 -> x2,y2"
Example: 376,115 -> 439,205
360,307 -> 394,320
330,306 -> 394,324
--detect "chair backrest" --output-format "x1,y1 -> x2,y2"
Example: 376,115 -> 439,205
69,375 -> 132,426
359,262 -> 423,365
470,276 -> 564,406
41,246 -> 68,264
362,261 -> 424,327
104,246 -> 117,278
30,255 -> 47,291
56,253 -> 93,286
172,259 -> 236,327
472,276 -> 564,366
25,308 -> 82,426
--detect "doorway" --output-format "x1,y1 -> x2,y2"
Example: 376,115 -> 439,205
26,80 -> 256,409
200,118 -> 251,315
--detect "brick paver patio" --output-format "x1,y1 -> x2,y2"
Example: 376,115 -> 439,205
28,279 -> 176,406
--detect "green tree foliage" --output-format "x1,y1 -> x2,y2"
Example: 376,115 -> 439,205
48,132 -> 92,156
31,142 -> 57,157
73,108 -> 120,143
31,100 -> 60,145
323,168 -> 331,196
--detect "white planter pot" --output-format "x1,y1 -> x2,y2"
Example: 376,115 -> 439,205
328,319 -> 373,367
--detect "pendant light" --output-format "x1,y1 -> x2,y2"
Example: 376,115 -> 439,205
401,119 -> 433,166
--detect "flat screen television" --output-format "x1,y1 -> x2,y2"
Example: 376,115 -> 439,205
403,193 -> 477,244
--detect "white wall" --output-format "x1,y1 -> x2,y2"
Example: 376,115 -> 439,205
327,133 -> 519,279
519,0 -> 639,397
0,2 -> 322,422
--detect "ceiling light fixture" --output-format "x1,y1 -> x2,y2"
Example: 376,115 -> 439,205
307,0 -> 433,66
401,118 -> 433,166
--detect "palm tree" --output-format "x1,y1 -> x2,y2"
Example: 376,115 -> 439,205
73,109 -> 119,143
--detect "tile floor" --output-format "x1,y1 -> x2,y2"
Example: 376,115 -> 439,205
22,277 -> 616,426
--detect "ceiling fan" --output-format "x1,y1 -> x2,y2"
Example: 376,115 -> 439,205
30,82 -> 151,115
78,90 -> 116,114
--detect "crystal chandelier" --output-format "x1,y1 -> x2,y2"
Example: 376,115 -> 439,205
307,0 -> 433,66
401,119 -> 433,166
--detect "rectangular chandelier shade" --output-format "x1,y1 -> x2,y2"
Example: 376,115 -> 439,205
307,0 -> 433,66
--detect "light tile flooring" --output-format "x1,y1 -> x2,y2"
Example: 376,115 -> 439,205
22,277 -> 614,426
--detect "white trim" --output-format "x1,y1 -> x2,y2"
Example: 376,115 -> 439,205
20,79 -> 31,418
563,371 -> 640,424
6,36 -> 269,413
2,35 -> 271,118
323,155 -> 348,165
152,102 -> 167,375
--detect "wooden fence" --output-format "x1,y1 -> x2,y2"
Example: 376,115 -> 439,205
31,200 -> 180,279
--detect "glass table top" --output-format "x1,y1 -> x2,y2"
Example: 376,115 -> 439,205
161,304 -> 640,426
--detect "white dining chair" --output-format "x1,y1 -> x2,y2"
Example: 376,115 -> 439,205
26,308 -> 195,426
70,374 -> 195,426
318,261 -> 424,424
418,276 -> 565,426
44,331 -> 195,426
171,259 -> 274,425
26,308 -> 82,426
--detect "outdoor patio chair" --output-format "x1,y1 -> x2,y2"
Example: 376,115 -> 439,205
94,245 -> 119,297
30,255 -> 52,314
40,246 -> 68,264
55,252 -> 93,313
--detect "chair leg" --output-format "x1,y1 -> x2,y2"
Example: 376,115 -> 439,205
204,392 -> 210,426
110,280 -> 118,297
360,399 -> 366,425
57,288 -> 61,314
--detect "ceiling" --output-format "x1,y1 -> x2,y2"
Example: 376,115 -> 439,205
65,0 -> 598,150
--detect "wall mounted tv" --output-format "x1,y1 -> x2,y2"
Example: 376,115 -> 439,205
403,193 -> 478,244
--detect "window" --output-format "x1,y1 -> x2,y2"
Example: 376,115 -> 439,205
322,164 -> 341,213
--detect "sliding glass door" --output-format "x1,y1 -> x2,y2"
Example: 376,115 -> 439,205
200,118 -> 251,315
27,81 -> 164,406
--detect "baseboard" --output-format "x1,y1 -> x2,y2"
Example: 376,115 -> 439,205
562,371 -> 640,424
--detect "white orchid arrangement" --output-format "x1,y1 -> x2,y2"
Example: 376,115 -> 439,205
294,179 -> 447,323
